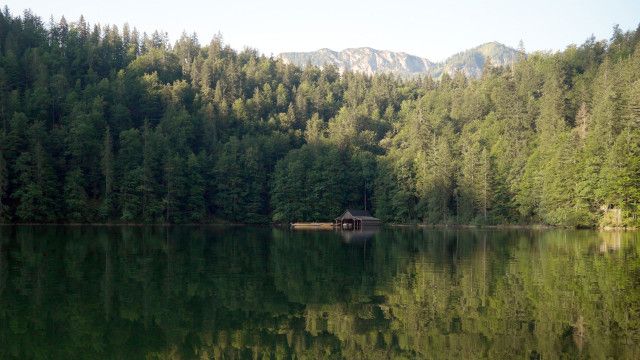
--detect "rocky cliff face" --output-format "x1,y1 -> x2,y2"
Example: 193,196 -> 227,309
279,42 -> 522,78
279,47 -> 436,76
434,42 -> 521,78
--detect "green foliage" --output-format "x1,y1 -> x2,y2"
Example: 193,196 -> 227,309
12,121 -> 59,222
63,167 -> 88,222
0,8 -> 638,226
100,127 -> 115,220
372,31 -> 640,227
0,139 -> 9,221
271,143 -> 365,222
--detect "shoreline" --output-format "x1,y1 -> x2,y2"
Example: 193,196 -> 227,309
0,222 -> 636,231
389,223 -> 638,231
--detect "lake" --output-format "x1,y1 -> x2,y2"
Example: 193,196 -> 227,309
0,226 -> 639,359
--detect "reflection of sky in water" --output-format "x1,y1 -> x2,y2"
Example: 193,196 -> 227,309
0,226 -> 638,359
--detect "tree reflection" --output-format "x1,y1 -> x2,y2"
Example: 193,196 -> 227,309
0,227 -> 638,359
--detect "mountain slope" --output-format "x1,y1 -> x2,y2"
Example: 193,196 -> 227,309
435,42 -> 522,78
279,42 -> 522,78
279,47 -> 436,76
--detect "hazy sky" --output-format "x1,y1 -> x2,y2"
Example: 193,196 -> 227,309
4,0 -> 639,61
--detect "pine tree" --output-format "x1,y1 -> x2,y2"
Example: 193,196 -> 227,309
64,167 -> 88,222
100,127 -> 114,220
164,153 -> 188,223
186,153 -> 205,222
120,167 -> 143,222
141,121 -> 162,222
0,146 -> 9,221
118,129 -> 143,222
14,141 -> 58,222
599,130 -> 640,226
304,113 -> 325,144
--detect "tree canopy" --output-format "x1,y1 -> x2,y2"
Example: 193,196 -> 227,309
0,7 -> 639,226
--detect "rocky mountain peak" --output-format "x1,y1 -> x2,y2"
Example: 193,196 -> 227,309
279,42 -> 521,78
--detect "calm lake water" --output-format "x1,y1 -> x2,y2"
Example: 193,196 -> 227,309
0,226 -> 639,359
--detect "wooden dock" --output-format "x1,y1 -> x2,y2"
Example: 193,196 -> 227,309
290,222 -> 335,230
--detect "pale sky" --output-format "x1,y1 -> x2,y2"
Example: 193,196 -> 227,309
3,0 -> 639,61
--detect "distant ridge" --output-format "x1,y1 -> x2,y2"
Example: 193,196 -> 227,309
279,42 -> 522,78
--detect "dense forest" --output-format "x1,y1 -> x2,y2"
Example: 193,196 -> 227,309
0,8 -> 639,226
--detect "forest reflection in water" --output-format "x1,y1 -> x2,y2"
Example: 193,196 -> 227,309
0,226 -> 639,359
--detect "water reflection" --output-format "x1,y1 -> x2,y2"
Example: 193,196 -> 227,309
339,228 -> 380,243
0,227 -> 639,359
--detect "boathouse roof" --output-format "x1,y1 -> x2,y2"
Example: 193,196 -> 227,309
335,209 -> 380,221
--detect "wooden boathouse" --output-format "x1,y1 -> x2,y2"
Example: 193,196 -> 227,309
335,209 -> 381,230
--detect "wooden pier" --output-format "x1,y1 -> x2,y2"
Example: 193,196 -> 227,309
290,222 -> 335,230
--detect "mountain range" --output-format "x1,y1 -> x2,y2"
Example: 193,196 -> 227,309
278,42 -> 522,78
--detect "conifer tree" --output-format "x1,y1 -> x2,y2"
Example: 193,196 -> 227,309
101,127 -> 114,220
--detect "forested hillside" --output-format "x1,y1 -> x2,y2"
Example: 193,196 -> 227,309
0,8 -> 639,226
